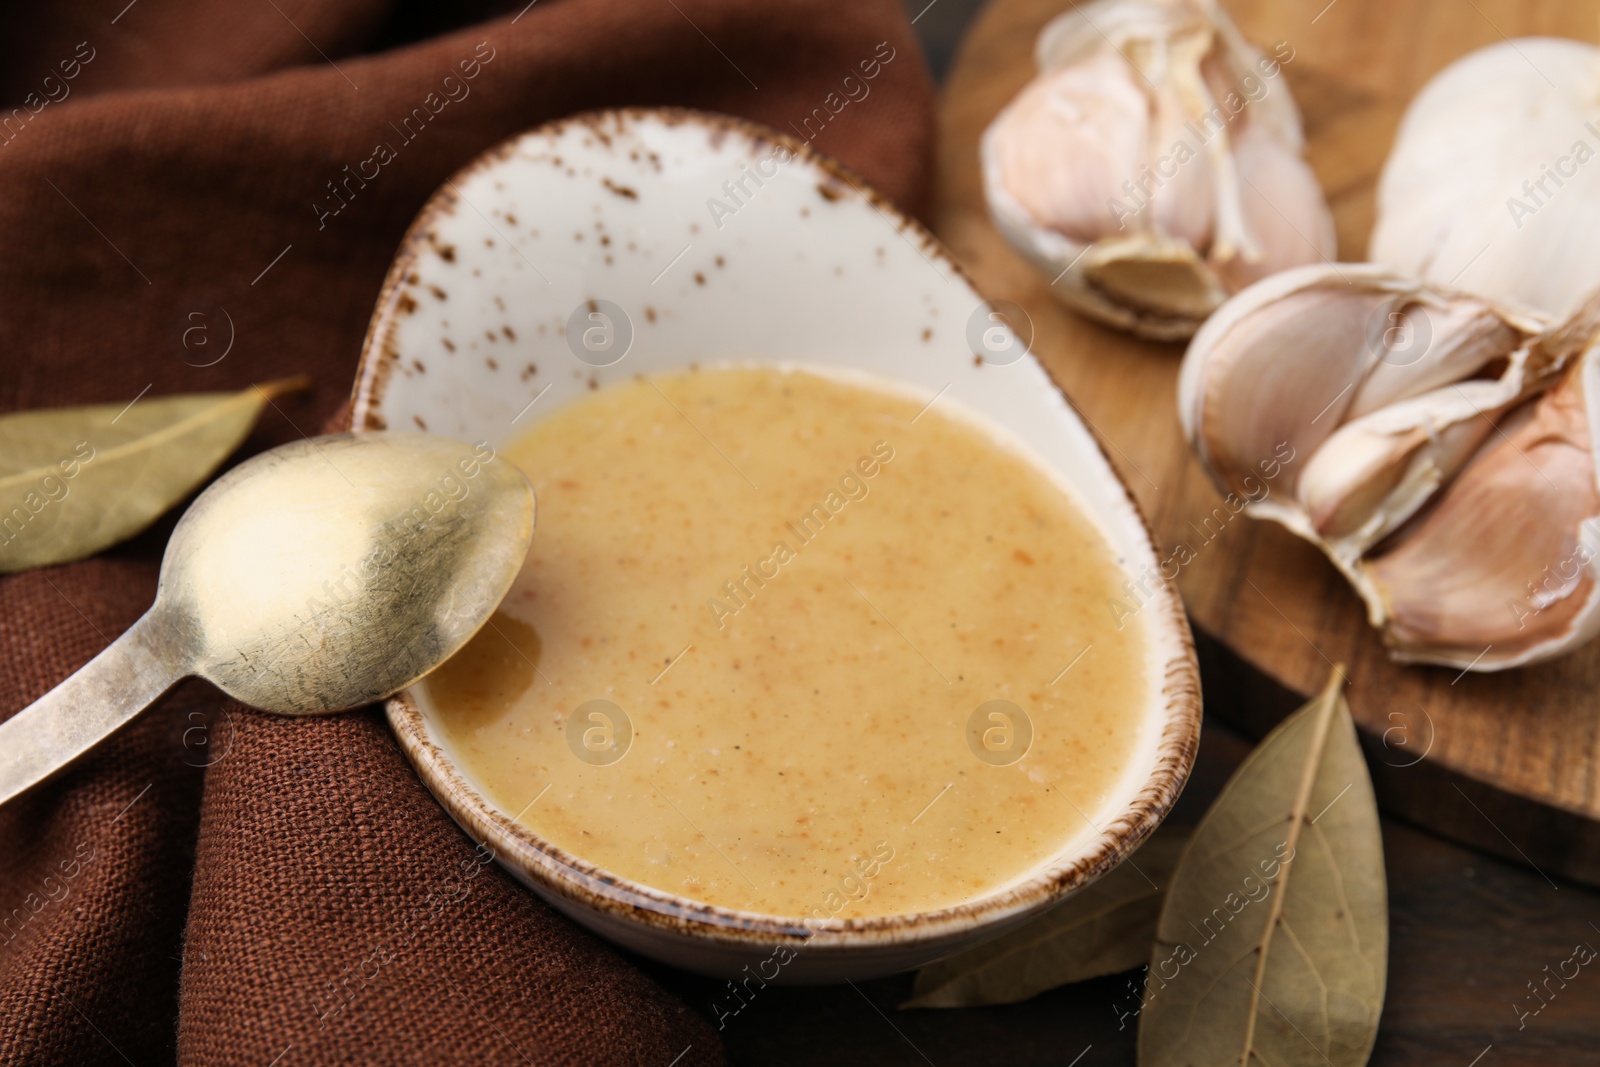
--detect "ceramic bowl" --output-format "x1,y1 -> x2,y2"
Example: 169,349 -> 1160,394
350,108 -> 1200,982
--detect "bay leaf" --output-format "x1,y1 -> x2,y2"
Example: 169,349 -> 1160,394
1138,669 -> 1387,1067
904,827 -> 1190,1009
0,378 -> 306,573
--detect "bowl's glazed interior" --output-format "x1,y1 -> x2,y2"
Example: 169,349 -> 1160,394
353,108 -> 1199,980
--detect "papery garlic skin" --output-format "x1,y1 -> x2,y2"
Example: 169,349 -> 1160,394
982,0 -> 1335,340
1373,37 -> 1600,322
1178,263 -> 1600,671
1363,360 -> 1600,668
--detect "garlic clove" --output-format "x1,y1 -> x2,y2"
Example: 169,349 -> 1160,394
991,56 -> 1155,245
1296,382 -> 1508,553
1179,263 -> 1415,503
1211,120 -> 1337,292
1181,265 -> 1550,504
1178,258 -> 1600,670
1360,353 -> 1600,669
981,0 -> 1334,339
1146,77 -> 1219,251
1343,294 -> 1535,418
1298,315 -> 1567,555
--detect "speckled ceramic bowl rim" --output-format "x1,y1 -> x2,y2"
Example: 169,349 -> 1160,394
352,107 -> 1202,954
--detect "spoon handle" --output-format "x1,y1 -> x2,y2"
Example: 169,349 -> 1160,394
0,609 -> 189,807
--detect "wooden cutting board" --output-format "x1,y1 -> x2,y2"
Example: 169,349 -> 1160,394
932,0 -> 1600,885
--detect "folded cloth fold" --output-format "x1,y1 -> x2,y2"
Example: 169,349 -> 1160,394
0,1 -> 933,1062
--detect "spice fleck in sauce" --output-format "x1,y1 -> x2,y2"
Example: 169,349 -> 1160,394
422,366 -> 1149,918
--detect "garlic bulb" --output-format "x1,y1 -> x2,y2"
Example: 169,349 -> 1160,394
1179,262 -> 1600,671
981,0 -> 1336,340
1373,37 -> 1600,322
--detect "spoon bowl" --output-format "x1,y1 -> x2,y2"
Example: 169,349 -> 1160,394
0,431 -> 535,806
173,433 -> 534,713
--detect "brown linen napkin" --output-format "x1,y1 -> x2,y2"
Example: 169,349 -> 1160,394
0,1 -> 935,1063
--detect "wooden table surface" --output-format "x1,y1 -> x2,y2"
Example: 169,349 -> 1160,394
930,0 -> 1600,885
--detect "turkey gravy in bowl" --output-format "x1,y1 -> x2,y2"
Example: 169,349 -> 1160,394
420,364 -> 1149,919
359,108 -> 1200,981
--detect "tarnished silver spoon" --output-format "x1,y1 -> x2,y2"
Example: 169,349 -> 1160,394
0,432 -> 534,807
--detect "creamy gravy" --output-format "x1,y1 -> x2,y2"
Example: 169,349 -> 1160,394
423,366 -> 1149,918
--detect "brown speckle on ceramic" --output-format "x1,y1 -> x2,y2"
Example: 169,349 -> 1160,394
349,108 -> 1200,982
602,177 -> 639,200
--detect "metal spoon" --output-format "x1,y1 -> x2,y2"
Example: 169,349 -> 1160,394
0,432 -> 535,807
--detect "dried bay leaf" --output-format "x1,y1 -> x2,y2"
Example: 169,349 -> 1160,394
0,378 -> 306,573
1138,669 -> 1387,1067
904,828 -> 1190,1009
